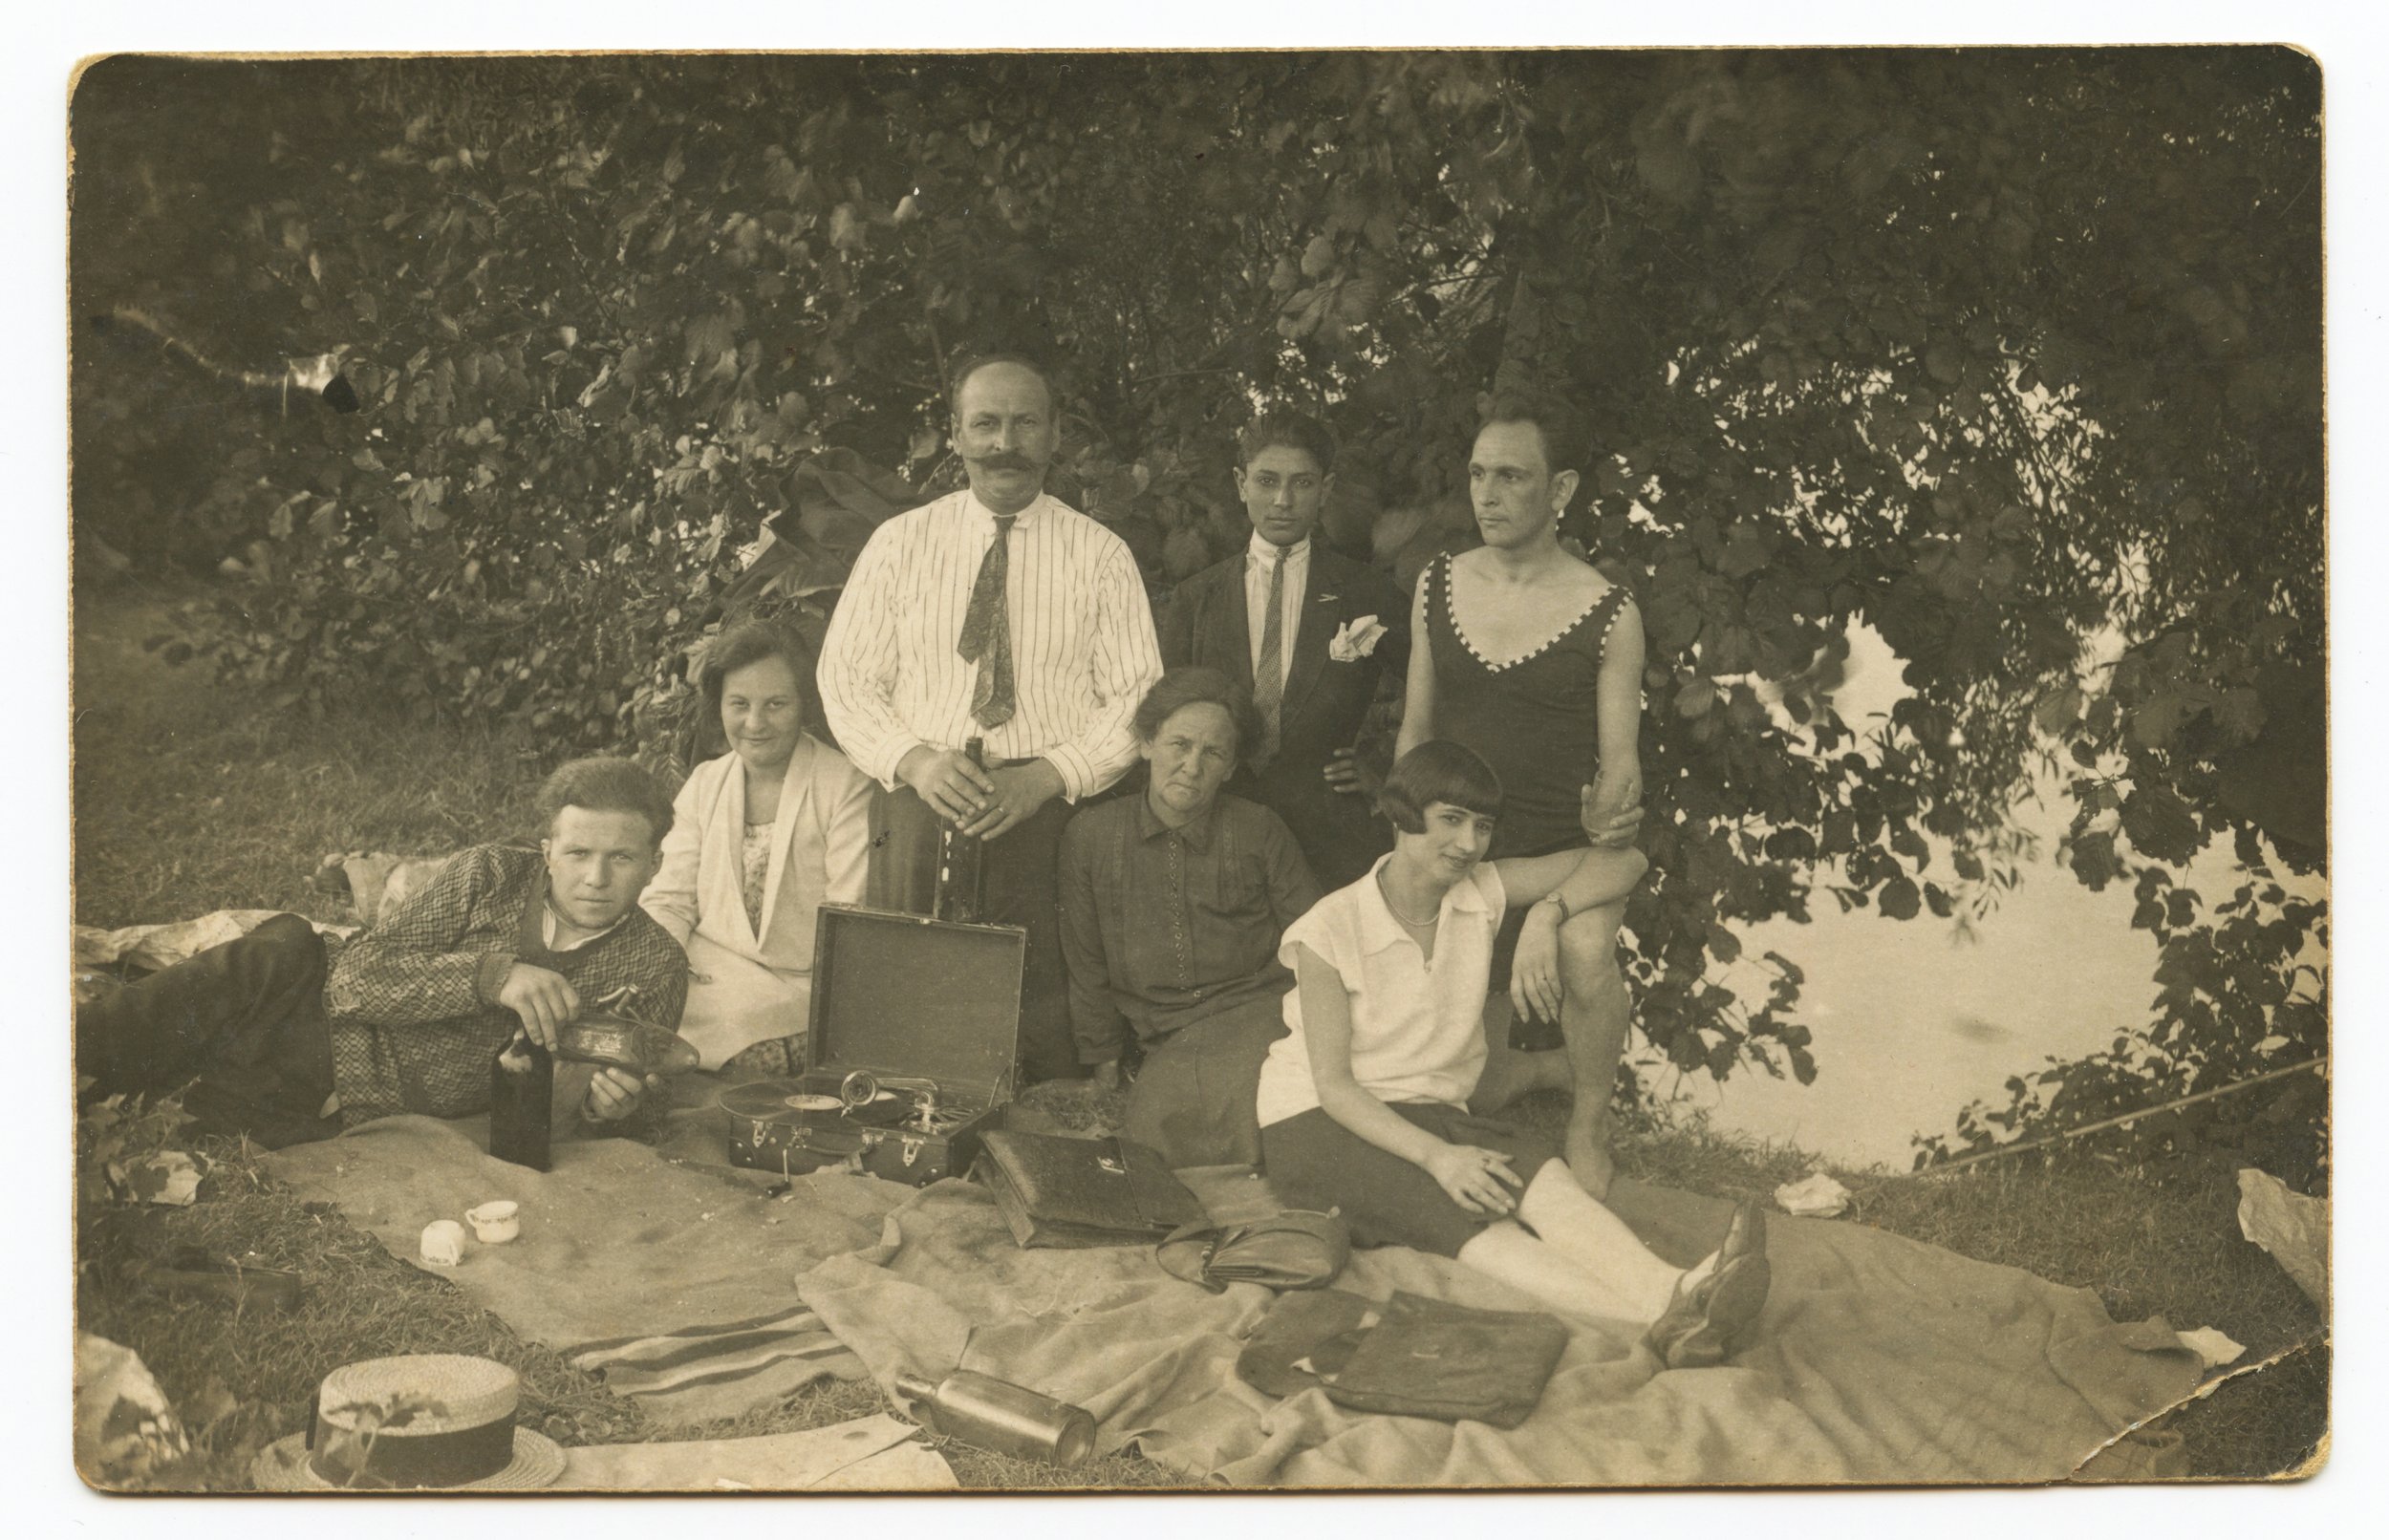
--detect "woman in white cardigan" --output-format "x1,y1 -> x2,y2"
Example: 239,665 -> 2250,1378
642,621 -> 876,1075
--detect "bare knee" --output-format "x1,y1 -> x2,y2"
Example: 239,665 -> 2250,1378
1557,904 -> 1626,992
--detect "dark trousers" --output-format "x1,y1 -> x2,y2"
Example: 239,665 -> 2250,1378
866,784 -> 1083,1082
76,913 -> 341,1148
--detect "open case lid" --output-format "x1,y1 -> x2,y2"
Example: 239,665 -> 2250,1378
806,903 -> 1026,1102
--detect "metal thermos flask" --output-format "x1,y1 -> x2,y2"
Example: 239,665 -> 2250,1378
893,1369 -> 1097,1466
487,1036 -> 554,1171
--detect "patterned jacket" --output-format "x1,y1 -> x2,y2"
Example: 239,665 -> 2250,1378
323,844 -> 689,1125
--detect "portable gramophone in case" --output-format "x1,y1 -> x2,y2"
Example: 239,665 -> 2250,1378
720,903 -> 1025,1186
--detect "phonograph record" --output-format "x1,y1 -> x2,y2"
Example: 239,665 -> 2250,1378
719,902 -> 1026,1187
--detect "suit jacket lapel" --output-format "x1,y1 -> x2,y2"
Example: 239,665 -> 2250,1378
1216,558 -> 1256,688
1278,551 -> 1336,726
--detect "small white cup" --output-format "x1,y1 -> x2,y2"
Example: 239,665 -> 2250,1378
420,1219 -> 467,1266
465,1201 -> 521,1245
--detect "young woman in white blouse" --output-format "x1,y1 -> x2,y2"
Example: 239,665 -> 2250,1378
640,621 -> 875,1076
1256,739 -> 1771,1367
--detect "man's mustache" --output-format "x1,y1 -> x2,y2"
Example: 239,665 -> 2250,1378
968,452 -> 1044,474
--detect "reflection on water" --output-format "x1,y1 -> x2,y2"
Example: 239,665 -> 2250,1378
1651,831 -> 2173,1168
1646,624 -> 2320,1170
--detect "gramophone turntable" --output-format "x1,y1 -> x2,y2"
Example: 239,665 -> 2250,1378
717,904 -> 1025,1187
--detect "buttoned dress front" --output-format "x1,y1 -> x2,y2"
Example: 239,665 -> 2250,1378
1058,792 -> 1321,1166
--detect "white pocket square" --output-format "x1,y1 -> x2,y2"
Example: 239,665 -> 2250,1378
1328,615 -> 1387,662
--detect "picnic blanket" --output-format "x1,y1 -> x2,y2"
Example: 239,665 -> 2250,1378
797,1168 -> 2209,1487
264,1102 -> 2206,1487
552,1413 -> 955,1490
260,1113 -> 910,1426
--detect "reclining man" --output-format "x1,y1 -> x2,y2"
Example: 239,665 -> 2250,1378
1058,668 -> 1323,1167
76,757 -> 691,1148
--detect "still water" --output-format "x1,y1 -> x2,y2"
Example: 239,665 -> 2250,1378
1644,628 -> 2292,1171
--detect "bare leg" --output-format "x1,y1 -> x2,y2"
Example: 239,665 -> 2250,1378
1556,899 -> 1632,1200
1465,993 -> 1570,1115
1454,1163 -> 1705,1324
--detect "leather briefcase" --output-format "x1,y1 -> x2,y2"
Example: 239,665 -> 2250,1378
974,1130 -> 1203,1250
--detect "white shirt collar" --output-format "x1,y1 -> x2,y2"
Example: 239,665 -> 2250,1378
1247,531 -> 1311,565
543,902 -> 628,952
1354,852 -> 1494,957
967,488 -> 1046,528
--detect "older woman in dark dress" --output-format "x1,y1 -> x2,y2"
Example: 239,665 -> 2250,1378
1058,668 -> 1322,1166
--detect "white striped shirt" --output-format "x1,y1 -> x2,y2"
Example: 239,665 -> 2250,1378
817,488 -> 1164,801
1243,531 -> 1310,692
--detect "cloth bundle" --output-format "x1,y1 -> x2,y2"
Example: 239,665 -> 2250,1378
1157,1210 -> 1351,1294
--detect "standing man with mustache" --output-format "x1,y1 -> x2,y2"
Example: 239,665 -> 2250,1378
819,355 -> 1164,1082
1395,394 -> 1646,1198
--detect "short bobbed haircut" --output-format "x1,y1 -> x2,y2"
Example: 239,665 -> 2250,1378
1236,411 -> 1338,476
1131,666 -> 1265,761
1478,390 -> 1590,480
946,352 -> 1057,419
698,619 -> 820,731
1377,739 -> 1505,835
536,757 -> 675,848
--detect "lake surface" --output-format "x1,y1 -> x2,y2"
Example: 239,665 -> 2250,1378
1652,628 -> 2303,1170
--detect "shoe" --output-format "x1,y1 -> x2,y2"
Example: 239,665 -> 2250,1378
1643,1198 -> 1773,1370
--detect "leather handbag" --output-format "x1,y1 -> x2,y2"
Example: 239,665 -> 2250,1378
974,1130 -> 1205,1250
1320,1291 -> 1568,1429
1155,1210 -> 1351,1294
1234,1288 -> 1569,1430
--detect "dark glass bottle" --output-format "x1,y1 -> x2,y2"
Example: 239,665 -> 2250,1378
487,1036 -> 554,1171
936,736 -> 989,923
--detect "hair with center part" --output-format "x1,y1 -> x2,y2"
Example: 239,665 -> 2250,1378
1478,389 -> 1590,479
697,618 -> 821,737
945,352 -> 1057,419
1236,411 -> 1338,475
535,757 -> 675,848
1377,739 -> 1505,834
1132,666 -> 1264,761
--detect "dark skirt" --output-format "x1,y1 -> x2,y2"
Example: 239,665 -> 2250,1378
1259,1102 -> 1562,1257
1123,995 -> 1286,1168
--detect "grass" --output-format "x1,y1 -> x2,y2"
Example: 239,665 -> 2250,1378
74,575 -> 545,928
72,574 -> 2326,1489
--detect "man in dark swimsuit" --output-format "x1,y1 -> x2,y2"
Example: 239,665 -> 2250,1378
1396,393 -> 1646,1198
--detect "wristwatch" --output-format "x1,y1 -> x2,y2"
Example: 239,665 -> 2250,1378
1535,890 -> 1573,923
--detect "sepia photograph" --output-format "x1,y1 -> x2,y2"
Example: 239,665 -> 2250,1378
59,31 -> 2332,1500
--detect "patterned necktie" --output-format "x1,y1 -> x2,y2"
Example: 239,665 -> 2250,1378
956,510 -> 1019,729
1251,545 -> 1288,765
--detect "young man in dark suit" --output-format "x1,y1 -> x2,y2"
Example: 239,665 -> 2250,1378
1158,413 -> 1409,889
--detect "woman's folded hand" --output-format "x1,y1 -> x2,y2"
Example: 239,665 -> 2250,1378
1424,1141 -> 1522,1217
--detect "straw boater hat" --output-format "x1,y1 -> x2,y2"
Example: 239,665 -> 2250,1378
252,1354 -> 565,1491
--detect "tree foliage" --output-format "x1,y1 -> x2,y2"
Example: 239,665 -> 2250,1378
71,50 -> 2324,1127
